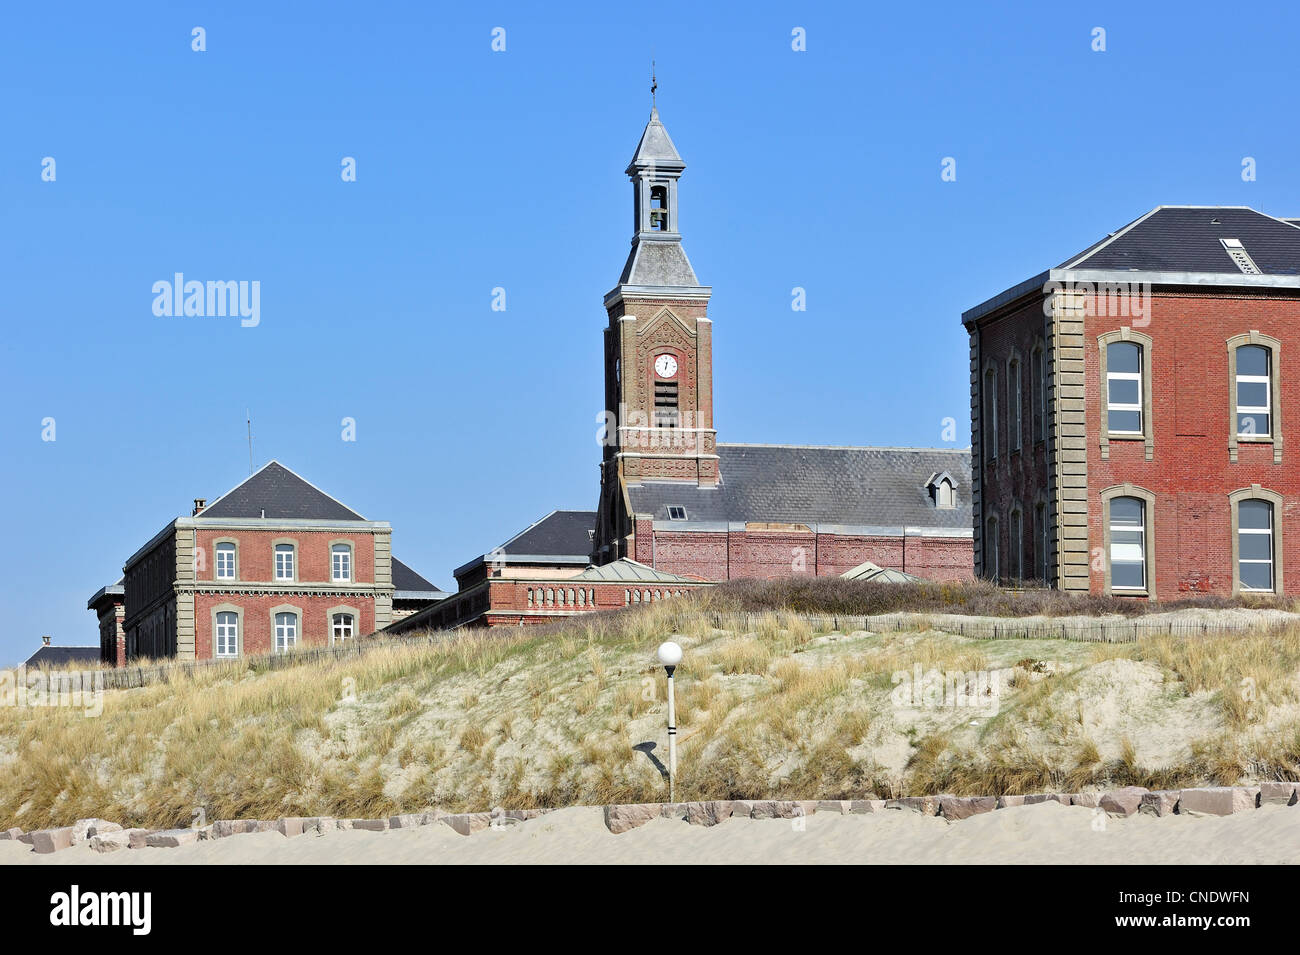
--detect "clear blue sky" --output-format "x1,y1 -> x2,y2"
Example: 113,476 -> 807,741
2,1 -> 1298,665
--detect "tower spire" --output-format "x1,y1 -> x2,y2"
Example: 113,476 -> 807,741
651,59 -> 657,111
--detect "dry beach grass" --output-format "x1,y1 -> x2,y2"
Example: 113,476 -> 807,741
2,584 -> 1300,833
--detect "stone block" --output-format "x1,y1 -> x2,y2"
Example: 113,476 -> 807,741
605,803 -> 662,834
29,827 -> 74,854
1178,787 -> 1256,816
1259,781 -> 1299,806
939,796 -> 998,820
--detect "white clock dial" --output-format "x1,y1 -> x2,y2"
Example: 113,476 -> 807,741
655,354 -> 679,379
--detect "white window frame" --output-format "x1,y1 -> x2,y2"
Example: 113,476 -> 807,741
331,543 -> 353,582
331,612 -> 355,644
1235,345 -> 1271,439
1237,499 -> 1274,593
215,611 -> 239,658
215,542 -> 236,581
274,543 -> 296,582
1106,342 -> 1144,435
936,478 -> 955,509
1108,496 -> 1147,592
274,611 -> 298,653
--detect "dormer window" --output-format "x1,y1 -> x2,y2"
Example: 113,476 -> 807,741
650,185 -> 669,231
667,506 -> 688,521
927,473 -> 957,509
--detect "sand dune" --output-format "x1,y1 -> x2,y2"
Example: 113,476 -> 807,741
3,803 -> 1298,865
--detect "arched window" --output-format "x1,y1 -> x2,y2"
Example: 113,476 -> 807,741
1008,355 -> 1022,451
332,613 -> 354,644
331,543 -> 353,582
983,367 -> 998,461
1232,490 -> 1283,594
649,184 -> 669,231
215,542 -> 236,580
1010,508 -> 1023,581
1108,496 -> 1147,591
274,612 -> 298,653
274,543 -> 296,581
1031,341 -> 1046,441
985,516 -> 1000,583
215,611 -> 238,657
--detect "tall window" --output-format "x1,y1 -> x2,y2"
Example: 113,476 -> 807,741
1108,497 -> 1146,591
331,544 -> 352,582
1009,358 -> 1022,451
1010,509 -> 1023,580
1235,344 -> 1271,437
1237,499 -> 1274,592
274,612 -> 298,653
1035,502 -> 1049,582
1106,342 -> 1144,434
215,611 -> 238,657
1032,343 -> 1047,441
654,381 -> 679,427
985,516 -> 1000,583
935,478 -> 955,509
215,542 -> 236,580
983,368 -> 998,461
332,613 -> 355,644
274,544 -> 295,581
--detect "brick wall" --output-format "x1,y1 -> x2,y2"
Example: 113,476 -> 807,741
193,593 -> 376,658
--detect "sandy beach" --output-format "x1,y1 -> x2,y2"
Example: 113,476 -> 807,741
3,803 -> 1297,865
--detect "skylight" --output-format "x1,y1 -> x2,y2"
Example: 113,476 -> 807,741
667,506 -> 688,521
1221,238 -> 1262,275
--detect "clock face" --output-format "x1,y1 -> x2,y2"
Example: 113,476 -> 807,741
654,354 -> 679,379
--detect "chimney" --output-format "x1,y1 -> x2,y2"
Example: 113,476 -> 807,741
42,635 -> 51,647
192,498 -> 207,516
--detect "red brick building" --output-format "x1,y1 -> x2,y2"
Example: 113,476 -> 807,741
965,206 -> 1300,598
88,462 -> 444,664
592,107 -> 973,583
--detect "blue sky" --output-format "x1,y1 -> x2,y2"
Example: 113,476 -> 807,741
2,1 -> 1298,665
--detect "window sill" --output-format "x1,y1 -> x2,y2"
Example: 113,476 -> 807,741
1235,436 -> 1275,444
1110,589 -> 1149,599
1105,433 -> 1147,442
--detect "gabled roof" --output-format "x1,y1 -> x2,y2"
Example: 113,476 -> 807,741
625,444 -> 973,532
391,557 -> 446,599
1059,207 -> 1300,275
627,108 -> 684,171
498,510 -> 595,559
573,558 -> 698,583
201,461 -> 367,521
24,645 -> 101,668
840,560 -> 926,583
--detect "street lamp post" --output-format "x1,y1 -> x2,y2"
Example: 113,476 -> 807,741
657,641 -> 682,802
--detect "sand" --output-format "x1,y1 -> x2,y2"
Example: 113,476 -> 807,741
3,803 -> 1297,865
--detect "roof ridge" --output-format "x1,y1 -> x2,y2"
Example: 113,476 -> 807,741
719,442 -> 972,453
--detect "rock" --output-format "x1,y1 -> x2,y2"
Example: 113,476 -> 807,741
1259,781 -> 1299,806
996,795 -> 1026,808
816,800 -> 849,814
0,828 -> 23,841
275,817 -> 306,838
211,819 -> 261,839
1071,792 -> 1102,808
349,818 -> 389,832
300,817 -> 337,834
796,800 -> 819,817
605,803 -> 663,834
1178,787 -> 1256,816
659,803 -> 687,820
388,813 -> 428,829
1139,791 -> 1180,817
849,799 -> 886,813
145,828 -> 200,848
939,796 -> 998,820
128,830 -> 153,849
71,819 -> 122,845
1100,787 -> 1149,817
685,801 -> 736,826
1023,793 -> 1070,806
886,796 -> 941,815
89,830 -> 136,853
441,813 -> 491,836
29,827 -> 75,854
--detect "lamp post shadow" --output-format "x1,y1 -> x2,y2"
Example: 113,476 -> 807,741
633,741 -> 669,781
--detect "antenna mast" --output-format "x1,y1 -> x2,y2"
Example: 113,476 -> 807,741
246,410 -> 254,474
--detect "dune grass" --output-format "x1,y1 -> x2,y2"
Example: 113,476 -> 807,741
2,595 -> 1299,831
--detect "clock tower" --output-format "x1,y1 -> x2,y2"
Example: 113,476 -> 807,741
595,106 -> 718,561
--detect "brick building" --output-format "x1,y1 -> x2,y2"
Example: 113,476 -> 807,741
403,105 -> 974,630
592,107 -> 974,582
965,206 -> 1300,598
88,462 -> 444,664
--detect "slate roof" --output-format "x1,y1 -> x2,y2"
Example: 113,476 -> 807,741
627,108 -> 684,171
618,240 -> 701,286
24,645 -> 102,668
572,558 -> 697,583
625,444 -> 973,531
499,510 -> 596,558
391,558 -> 446,597
201,461 -> 366,521
1059,206 -> 1300,275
